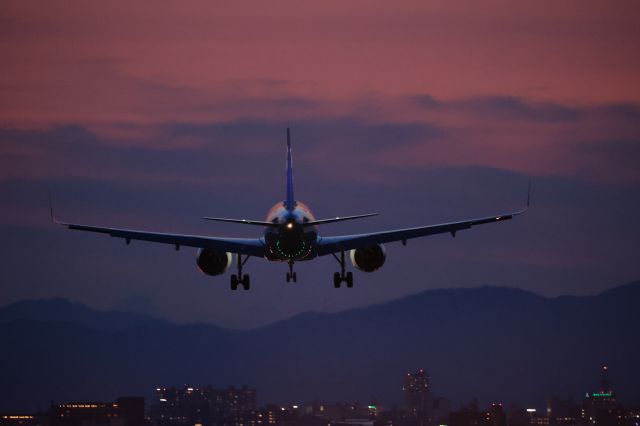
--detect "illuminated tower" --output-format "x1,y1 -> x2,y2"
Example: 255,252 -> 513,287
404,369 -> 433,424
600,365 -> 611,394
582,365 -> 620,426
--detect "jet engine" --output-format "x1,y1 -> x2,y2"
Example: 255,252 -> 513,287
196,248 -> 232,276
350,244 -> 386,272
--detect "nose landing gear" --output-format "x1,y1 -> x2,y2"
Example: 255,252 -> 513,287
286,261 -> 297,282
332,251 -> 353,288
231,254 -> 250,290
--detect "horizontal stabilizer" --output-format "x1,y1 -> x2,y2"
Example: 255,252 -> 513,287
203,217 -> 279,227
304,213 -> 378,226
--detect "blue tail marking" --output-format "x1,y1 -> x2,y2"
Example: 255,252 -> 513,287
285,128 -> 295,211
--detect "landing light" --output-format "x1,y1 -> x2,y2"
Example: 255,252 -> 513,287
286,222 -> 294,229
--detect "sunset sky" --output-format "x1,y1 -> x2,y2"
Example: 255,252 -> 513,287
1,1 -> 639,328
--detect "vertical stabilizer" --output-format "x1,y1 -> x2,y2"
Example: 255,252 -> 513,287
285,128 -> 295,211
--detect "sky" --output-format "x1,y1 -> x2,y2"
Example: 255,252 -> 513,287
1,1 -> 639,328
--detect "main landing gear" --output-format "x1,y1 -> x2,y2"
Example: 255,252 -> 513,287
332,251 -> 353,288
286,261 -> 297,282
231,254 -> 250,291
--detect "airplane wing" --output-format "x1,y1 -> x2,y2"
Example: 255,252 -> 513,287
56,220 -> 266,257
316,207 -> 527,256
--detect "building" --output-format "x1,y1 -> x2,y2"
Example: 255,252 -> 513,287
151,385 -> 256,426
582,366 -> 622,426
486,404 -> 506,426
0,415 -> 47,426
546,397 -> 580,426
210,386 -> 256,424
449,403 -> 505,426
50,397 -> 144,426
404,369 -> 433,424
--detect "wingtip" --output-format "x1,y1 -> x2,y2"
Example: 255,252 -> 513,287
515,179 -> 532,215
48,189 -> 55,223
48,190 -> 62,225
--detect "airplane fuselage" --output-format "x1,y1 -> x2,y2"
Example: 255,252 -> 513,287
263,201 -> 318,261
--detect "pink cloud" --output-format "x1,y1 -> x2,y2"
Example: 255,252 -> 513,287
2,1 -> 639,128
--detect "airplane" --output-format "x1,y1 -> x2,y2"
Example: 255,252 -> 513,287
52,128 -> 530,290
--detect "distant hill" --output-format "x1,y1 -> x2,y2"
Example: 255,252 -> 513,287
1,283 -> 639,412
0,298 -> 169,332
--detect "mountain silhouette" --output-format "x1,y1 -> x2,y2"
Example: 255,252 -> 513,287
1,283 -> 638,412
0,298 -> 168,332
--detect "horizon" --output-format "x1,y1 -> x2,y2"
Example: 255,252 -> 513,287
0,280 -> 640,332
4,279 -> 638,330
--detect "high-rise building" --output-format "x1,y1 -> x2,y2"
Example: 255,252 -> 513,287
582,366 -> 622,426
487,404 -> 507,426
403,369 -> 433,424
210,386 -> 256,425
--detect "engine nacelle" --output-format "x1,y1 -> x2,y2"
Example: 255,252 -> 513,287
196,248 -> 232,276
350,244 -> 386,272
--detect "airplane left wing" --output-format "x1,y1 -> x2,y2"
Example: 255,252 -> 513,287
56,221 -> 266,257
316,208 -> 527,256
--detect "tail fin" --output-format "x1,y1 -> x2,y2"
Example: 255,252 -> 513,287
285,128 -> 295,211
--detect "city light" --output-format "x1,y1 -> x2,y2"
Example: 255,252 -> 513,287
3,366 -> 634,426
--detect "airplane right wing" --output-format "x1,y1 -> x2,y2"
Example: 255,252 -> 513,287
316,183 -> 531,256
315,208 -> 527,256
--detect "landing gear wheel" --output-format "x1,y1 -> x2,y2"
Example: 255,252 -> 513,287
346,272 -> 354,288
230,274 -> 239,291
231,254 -> 251,291
242,275 -> 251,290
333,272 -> 341,288
286,262 -> 297,283
331,251 -> 354,288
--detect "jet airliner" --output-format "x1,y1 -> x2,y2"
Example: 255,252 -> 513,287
52,128 -> 529,290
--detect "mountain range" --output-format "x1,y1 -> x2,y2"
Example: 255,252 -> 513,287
1,282 -> 639,412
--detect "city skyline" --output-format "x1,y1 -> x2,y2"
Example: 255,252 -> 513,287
1,366 -> 637,426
